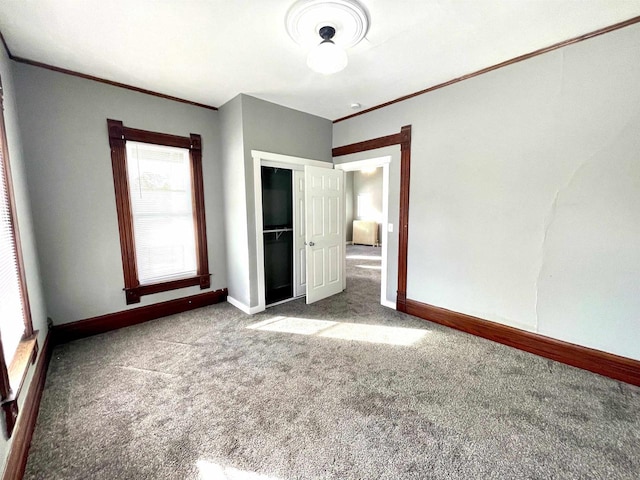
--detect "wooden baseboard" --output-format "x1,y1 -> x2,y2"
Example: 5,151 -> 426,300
2,288 -> 228,479
2,332 -> 52,480
54,288 -> 228,344
405,298 -> 640,387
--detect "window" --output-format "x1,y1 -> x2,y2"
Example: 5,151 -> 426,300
107,119 -> 210,304
0,75 -> 37,438
357,193 -> 372,219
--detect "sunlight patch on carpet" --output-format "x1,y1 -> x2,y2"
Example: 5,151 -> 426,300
197,460 -> 281,480
248,316 -> 336,335
346,254 -> 381,261
356,264 -> 381,270
248,316 -> 429,346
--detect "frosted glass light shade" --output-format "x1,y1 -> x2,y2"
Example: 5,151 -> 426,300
307,40 -> 348,74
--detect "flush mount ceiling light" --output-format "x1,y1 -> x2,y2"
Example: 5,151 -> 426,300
286,0 -> 369,75
307,26 -> 348,74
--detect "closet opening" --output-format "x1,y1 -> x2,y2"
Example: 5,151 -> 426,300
261,166 -> 294,306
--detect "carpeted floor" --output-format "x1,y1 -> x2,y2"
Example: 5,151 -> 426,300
25,245 -> 640,479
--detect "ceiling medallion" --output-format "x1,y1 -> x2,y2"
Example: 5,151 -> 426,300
286,0 -> 369,74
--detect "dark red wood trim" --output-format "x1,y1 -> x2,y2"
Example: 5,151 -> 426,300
405,298 -> 640,387
396,125 -> 412,313
128,274 -> 211,298
107,119 -> 139,303
0,30 -> 11,58
2,332 -> 52,480
0,343 -> 9,402
8,55 -> 218,111
0,76 -> 34,337
1,400 -> 18,440
189,133 -> 210,287
123,126 -> 192,149
333,15 -> 640,123
0,79 -> 12,402
107,120 -> 211,304
331,132 -> 403,157
332,126 -> 412,311
0,74 -> 35,405
1,333 -> 38,438
54,288 -> 228,344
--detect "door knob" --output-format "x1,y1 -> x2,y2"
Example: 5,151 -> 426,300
308,241 -> 315,247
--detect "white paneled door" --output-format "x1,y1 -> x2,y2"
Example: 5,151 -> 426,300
304,165 -> 344,304
293,170 -> 306,298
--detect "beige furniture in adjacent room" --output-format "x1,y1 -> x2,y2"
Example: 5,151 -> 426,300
353,220 -> 378,246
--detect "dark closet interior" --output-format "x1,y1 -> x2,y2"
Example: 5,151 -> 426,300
261,166 -> 293,305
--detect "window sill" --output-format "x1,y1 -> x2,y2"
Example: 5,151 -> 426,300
2,331 -> 38,438
125,274 -> 211,304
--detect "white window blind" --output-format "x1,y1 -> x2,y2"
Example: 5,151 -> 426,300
0,140 -> 25,366
126,142 -> 197,284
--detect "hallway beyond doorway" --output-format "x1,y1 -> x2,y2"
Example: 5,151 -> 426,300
345,244 -> 381,307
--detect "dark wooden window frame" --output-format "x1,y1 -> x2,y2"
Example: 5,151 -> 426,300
107,119 -> 210,305
0,74 -> 38,438
332,125 -> 412,312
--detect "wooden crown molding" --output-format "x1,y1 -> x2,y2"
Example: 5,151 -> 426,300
12,56 -> 218,111
333,15 -> 640,123
405,298 -> 640,387
13,55 -> 218,111
0,28 -> 217,111
0,30 -> 11,59
6,15 -> 640,122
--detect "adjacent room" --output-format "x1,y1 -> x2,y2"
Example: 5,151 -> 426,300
0,1 -> 639,479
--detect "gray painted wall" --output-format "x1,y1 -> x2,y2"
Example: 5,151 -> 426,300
353,167 -> 383,243
241,95 -> 333,307
0,51 -> 48,467
219,94 -> 332,309
13,63 -> 227,324
333,23 -> 640,360
345,171 -> 353,241
219,96 -> 251,307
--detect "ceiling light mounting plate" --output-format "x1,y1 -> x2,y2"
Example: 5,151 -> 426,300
286,0 -> 369,49
319,25 -> 336,41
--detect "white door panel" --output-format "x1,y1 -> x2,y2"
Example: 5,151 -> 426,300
328,245 -> 339,283
293,171 -> 306,297
305,166 -> 344,304
312,249 -> 324,287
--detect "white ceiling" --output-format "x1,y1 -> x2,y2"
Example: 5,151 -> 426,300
1,1 -> 639,120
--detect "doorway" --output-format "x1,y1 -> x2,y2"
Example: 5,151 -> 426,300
252,150 -> 343,312
335,156 -> 393,309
